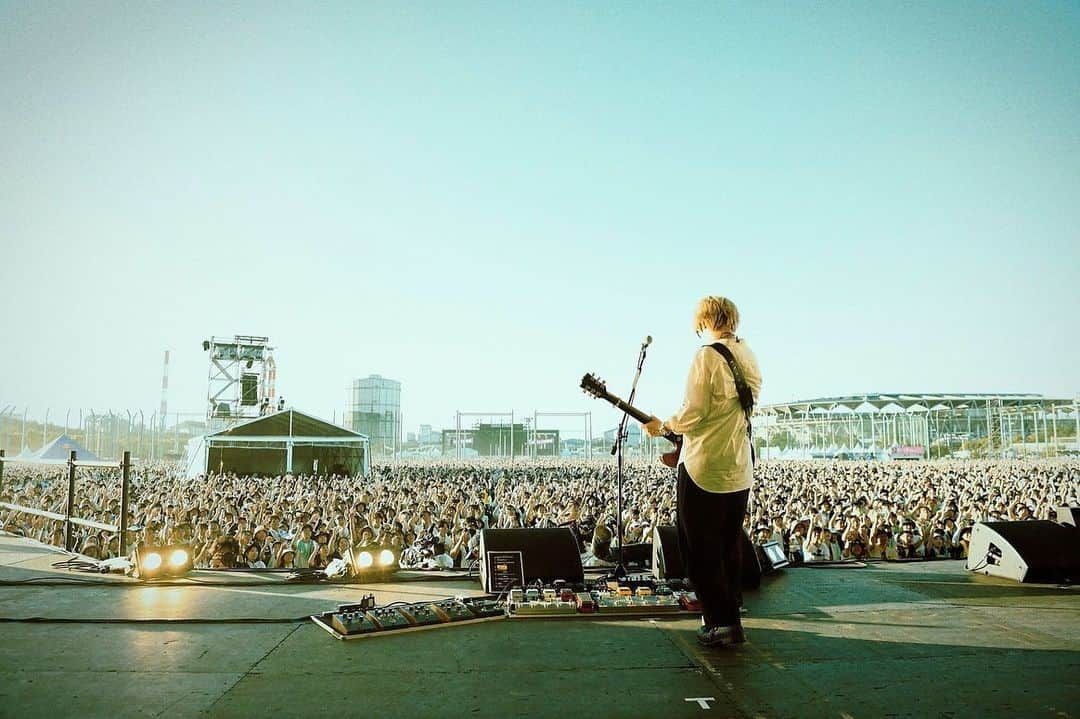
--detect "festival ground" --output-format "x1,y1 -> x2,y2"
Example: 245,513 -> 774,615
0,534 -> 1077,719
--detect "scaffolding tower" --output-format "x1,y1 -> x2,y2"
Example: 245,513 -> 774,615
204,335 -> 275,433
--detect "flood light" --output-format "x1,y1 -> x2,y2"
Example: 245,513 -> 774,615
134,544 -> 193,580
349,546 -> 399,578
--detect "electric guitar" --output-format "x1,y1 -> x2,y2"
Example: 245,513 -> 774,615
579,373 -> 682,468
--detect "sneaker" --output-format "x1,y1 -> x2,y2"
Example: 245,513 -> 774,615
696,623 -> 747,647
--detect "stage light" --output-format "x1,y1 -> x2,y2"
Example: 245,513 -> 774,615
134,544 -> 193,580
349,546 -> 399,578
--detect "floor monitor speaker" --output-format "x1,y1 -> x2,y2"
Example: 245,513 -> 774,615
1055,506 -> 1080,528
478,528 -> 584,592
966,520 -> 1079,584
652,525 -> 761,589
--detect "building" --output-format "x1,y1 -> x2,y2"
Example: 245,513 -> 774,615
419,424 -> 437,445
347,375 -> 401,458
603,423 -> 643,447
757,393 -> 1079,459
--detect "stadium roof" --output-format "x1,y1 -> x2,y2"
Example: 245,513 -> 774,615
760,393 -> 1077,415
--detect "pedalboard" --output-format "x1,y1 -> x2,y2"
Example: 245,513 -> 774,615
508,579 -> 697,619
315,579 -> 702,640
313,596 -> 507,640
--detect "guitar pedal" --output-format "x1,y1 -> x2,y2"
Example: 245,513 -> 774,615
431,600 -> 474,622
398,603 -> 444,627
368,607 -> 410,630
330,611 -> 378,636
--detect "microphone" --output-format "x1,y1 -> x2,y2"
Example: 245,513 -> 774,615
643,335 -> 653,348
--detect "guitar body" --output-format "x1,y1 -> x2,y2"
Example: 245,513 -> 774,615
660,436 -> 683,469
580,373 -> 683,469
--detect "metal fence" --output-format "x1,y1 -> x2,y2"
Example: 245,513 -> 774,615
0,449 -> 133,555
0,406 -> 208,461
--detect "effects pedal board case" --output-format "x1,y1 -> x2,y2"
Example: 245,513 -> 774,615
312,597 -> 506,641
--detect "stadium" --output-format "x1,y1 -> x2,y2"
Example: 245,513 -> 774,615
754,392 -> 1080,460
3,5 -> 1079,718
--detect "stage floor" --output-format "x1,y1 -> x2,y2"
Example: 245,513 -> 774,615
0,534 -> 1077,718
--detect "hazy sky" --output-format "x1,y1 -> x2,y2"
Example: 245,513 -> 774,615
2,2 -> 1078,435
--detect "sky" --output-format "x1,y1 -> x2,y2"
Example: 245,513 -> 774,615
1,2 -> 1078,436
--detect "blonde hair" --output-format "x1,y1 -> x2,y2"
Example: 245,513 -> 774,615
694,296 -> 740,335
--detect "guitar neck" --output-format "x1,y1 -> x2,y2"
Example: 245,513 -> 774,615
599,392 -> 654,426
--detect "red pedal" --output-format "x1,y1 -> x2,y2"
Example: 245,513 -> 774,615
679,592 -> 701,612
575,592 -> 596,613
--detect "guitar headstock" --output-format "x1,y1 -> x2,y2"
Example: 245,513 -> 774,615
580,373 -> 608,399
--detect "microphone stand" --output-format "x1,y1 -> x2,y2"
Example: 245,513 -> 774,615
609,339 -> 650,579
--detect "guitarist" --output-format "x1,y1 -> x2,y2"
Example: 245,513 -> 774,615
643,295 -> 762,648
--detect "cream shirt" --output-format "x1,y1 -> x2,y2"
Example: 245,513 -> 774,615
666,336 -> 762,493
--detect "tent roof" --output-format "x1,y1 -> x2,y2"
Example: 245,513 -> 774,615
33,433 -> 100,462
207,408 -> 367,440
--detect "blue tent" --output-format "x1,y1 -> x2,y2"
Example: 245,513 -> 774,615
32,433 -> 100,462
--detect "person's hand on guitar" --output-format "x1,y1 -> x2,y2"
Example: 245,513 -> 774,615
642,416 -> 665,437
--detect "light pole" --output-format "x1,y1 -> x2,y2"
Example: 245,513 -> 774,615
21,407 -> 28,451
0,406 -> 12,454
43,408 -> 50,449
88,410 -> 97,454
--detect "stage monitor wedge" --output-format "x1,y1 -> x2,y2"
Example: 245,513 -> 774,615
966,520 -> 1079,584
1055,506 -> 1080,528
652,525 -> 763,589
479,528 -> 583,593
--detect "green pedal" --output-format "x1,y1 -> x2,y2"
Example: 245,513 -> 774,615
368,607 -> 411,630
329,611 -> 379,636
464,600 -> 507,619
398,604 -> 444,626
431,600 -> 475,622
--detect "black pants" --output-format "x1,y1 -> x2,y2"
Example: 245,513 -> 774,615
676,464 -> 749,628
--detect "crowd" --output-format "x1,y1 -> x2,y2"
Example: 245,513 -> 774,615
1,458 -> 1076,571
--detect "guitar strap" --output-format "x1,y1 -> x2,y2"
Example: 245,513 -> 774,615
708,342 -> 756,465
